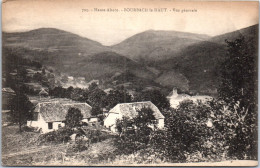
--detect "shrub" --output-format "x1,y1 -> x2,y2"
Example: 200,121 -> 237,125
38,127 -> 73,144
114,107 -> 156,155
22,126 -> 38,132
65,107 -> 83,128
150,99 -> 257,162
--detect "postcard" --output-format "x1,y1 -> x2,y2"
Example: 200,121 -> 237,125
2,0 -> 258,166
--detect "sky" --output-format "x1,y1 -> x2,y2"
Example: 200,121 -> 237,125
2,0 -> 259,45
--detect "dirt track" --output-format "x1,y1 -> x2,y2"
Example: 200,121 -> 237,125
2,144 -> 67,159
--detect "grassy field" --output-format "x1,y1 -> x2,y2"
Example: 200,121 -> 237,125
2,125 -> 163,166
2,125 -> 257,166
2,125 -> 118,166
2,125 -> 41,155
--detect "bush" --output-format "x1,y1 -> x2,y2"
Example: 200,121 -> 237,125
38,127 -> 73,144
150,100 -> 230,162
150,99 -> 257,162
113,98 -> 256,162
114,107 -> 156,155
22,126 -> 38,132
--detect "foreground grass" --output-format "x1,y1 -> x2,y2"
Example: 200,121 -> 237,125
2,125 -> 257,166
2,125 -> 41,155
2,125 -> 118,166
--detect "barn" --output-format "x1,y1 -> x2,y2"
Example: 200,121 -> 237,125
104,101 -> 165,132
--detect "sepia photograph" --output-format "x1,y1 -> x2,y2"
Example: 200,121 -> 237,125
1,0 -> 259,166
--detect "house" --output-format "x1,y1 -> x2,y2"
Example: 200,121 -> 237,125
27,99 -> 94,133
39,88 -> 49,97
167,89 -> 212,108
104,101 -> 165,132
68,76 -> 74,81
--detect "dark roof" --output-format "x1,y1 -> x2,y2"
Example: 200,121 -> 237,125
109,101 -> 164,119
34,101 -> 92,122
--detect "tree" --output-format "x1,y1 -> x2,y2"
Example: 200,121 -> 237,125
65,107 -> 83,128
71,87 -> 87,101
65,86 -> 74,99
49,86 -> 66,98
91,105 -> 103,116
88,82 -> 98,92
116,107 -> 155,150
135,89 -> 170,111
134,107 -> 155,128
10,93 -> 33,132
219,37 -> 257,110
134,107 -> 155,144
218,37 -> 257,159
17,67 -> 28,82
106,87 -> 132,109
150,100 -> 232,162
87,88 -> 107,108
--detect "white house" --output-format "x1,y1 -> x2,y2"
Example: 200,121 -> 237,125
27,99 -> 93,133
167,89 -> 213,108
104,101 -> 165,132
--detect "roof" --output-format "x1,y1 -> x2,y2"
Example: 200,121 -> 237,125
2,87 -> 15,94
109,101 -> 164,119
39,89 -> 49,95
24,83 -> 43,89
34,101 -> 92,122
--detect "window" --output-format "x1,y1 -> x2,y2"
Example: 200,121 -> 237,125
58,124 -> 62,128
151,120 -> 157,124
33,113 -> 38,121
48,122 -> 53,129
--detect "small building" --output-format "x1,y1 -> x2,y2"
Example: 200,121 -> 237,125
167,89 -> 212,108
104,101 -> 165,132
39,88 -> 49,97
27,100 -> 94,133
68,76 -> 74,81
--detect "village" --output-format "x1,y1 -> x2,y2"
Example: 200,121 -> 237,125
2,1 -> 258,164
2,57 -> 216,165
2,65 -> 212,134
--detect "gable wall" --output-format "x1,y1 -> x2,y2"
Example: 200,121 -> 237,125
27,113 -> 65,133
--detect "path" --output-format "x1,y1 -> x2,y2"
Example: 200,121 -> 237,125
2,144 -> 67,159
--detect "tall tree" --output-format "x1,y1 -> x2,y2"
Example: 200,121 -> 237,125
10,93 -> 33,132
219,37 -> 257,110
218,37 -> 258,159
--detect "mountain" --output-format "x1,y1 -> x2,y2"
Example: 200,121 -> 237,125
3,25 -> 258,95
210,24 -> 258,44
156,24 -> 258,95
111,30 -> 210,63
3,29 -> 158,90
3,28 -> 110,57
64,51 -> 155,81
